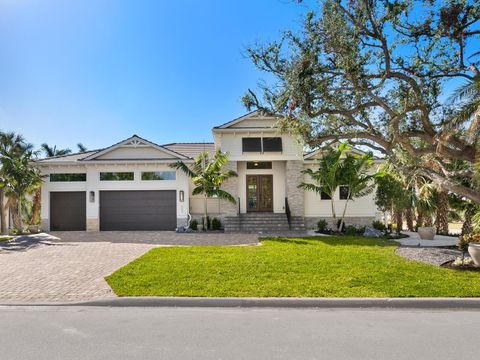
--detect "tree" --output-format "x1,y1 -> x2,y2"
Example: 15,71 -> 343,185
243,0 -> 480,203
299,143 -> 348,231
170,151 -> 238,230
300,143 -> 375,231
0,132 -> 34,234
0,150 -> 42,231
77,143 -> 87,152
40,143 -> 71,157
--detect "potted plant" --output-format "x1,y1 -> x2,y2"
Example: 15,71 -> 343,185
458,233 -> 480,266
27,224 -> 41,234
417,226 -> 436,240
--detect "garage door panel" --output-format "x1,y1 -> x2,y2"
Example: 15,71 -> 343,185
50,192 -> 86,231
100,190 -> 176,231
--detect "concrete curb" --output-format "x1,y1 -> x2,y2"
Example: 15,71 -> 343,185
2,297 -> 480,309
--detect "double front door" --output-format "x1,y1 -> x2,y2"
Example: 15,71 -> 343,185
247,175 -> 273,212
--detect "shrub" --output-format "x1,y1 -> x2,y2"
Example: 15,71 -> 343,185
206,216 -> 211,230
317,219 -> 328,232
372,220 -> 386,231
211,218 -> 222,230
458,233 -> 480,252
356,226 -> 366,235
190,219 -> 198,231
336,219 -> 346,233
345,225 -> 357,236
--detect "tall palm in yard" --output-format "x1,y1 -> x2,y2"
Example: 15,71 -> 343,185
0,132 -> 40,232
40,143 -> 72,157
299,144 -> 348,232
170,151 -> 237,230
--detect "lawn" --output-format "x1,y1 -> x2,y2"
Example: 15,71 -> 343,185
0,236 -> 13,242
106,236 -> 480,297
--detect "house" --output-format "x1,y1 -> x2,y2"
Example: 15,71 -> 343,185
34,111 -> 382,232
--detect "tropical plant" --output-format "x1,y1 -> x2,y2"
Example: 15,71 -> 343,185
190,219 -> 198,231
0,150 -> 42,231
211,217 -> 221,231
336,151 -> 376,230
170,151 -> 237,230
243,0 -> 480,204
299,143 -> 348,231
40,143 -> 71,157
77,143 -> 87,152
0,131 -> 34,234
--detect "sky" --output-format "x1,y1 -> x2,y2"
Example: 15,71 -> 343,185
0,0 -> 314,152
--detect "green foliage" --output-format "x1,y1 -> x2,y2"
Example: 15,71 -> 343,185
372,220 -> 386,232
345,225 -> 357,236
374,171 -> 411,213
211,217 -> 221,231
190,219 -> 198,231
317,219 -> 327,232
458,233 -> 480,252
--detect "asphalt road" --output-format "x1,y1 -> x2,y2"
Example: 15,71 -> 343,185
0,306 -> 478,360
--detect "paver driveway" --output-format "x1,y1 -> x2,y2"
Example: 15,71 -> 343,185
0,232 -> 259,304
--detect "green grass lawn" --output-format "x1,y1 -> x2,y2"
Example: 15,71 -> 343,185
106,236 -> 480,297
0,236 -> 13,242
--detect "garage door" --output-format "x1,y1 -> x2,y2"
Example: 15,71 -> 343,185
50,192 -> 86,231
100,190 -> 176,231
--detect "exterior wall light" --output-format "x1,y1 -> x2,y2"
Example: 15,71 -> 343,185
179,190 -> 184,202
89,191 -> 95,203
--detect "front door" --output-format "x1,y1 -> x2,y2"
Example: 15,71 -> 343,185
246,175 -> 273,212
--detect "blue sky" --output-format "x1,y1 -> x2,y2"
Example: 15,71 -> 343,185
0,0 -> 313,151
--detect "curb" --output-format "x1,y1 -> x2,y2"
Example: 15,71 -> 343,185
2,297 -> 480,309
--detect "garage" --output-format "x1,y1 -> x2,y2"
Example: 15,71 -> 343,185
99,190 -> 177,231
50,192 -> 86,231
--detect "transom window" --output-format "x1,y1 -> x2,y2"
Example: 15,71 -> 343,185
50,173 -> 86,182
141,171 -> 176,180
100,172 -> 134,181
246,161 -> 272,170
242,137 -> 282,153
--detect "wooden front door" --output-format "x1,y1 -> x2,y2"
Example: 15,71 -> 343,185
246,175 -> 273,212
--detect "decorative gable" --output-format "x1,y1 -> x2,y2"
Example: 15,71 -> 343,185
81,135 -> 188,161
214,111 -> 279,129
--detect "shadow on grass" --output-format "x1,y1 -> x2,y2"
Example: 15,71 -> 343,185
263,236 -> 396,247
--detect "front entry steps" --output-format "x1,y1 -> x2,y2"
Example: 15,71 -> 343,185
224,213 -> 305,233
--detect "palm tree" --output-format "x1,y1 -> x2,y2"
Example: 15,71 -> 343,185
170,151 -> 237,230
299,144 -> 348,232
0,132 -> 34,234
77,143 -> 87,152
40,143 -> 71,157
337,152 -> 376,231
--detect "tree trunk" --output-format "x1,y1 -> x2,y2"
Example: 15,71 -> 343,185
10,199 -> 22,231
424,215 -> 433,227
330,197 -> 338,232
393,207 -> 403,234
416,211 -> 424,229
436,190 -> 449,235
30,188 -> 41,225
0,188 -> 7,235
462,208 -> 474,235
405,208 -> 414,231
339,193 -> 351,232
203,195 -> 208,231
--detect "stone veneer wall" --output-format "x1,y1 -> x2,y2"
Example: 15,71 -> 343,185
220,161 -> 239,217
305,216 -> 376,230
285,160 -> 304,217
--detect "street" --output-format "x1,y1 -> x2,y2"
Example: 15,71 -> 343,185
0,306 -> 478,359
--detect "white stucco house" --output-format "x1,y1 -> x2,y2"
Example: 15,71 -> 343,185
34,111 -> 382,232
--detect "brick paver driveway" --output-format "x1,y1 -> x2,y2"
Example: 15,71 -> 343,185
0,232 -> 258,304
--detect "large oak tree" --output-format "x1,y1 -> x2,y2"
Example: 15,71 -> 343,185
243,0 -> 480,202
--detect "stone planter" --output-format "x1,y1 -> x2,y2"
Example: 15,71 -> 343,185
417,226 -> 436,240
468,243 -> 480,266
27,225 -> 40,234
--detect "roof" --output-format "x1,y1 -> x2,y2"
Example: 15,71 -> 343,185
34,150 -> 100,164
163,143 -> 215,158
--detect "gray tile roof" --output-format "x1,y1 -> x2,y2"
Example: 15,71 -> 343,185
162,143 -> 216,158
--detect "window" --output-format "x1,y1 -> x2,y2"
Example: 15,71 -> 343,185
262,137 -> 283,152
242,137 -> 262,152
320,191 -> 331,200
246,161 -> 272,169
141,171 -> 176,180
242,137 -> 283,153
100,172 -> 134,181
50,173 -> 86,182
339,186 -> 351,200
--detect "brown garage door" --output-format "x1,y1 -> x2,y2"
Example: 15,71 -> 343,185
100,190 -> 176,231
50,192 -> 86,231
